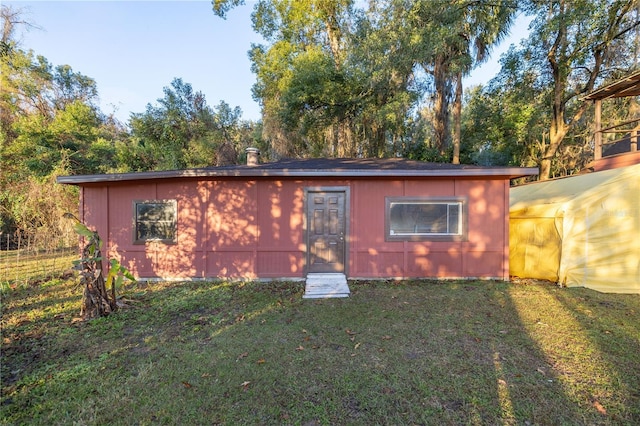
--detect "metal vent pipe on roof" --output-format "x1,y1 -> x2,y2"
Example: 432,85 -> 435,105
246,147 -> 260,166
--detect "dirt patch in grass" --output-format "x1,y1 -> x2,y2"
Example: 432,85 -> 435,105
1,278 -> 639,425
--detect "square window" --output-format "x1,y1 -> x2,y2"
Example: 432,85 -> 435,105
385,197 -> 466,241
133,200 -> 177,244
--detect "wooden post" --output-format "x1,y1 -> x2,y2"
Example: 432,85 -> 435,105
594,99 -> 602,160
631,124 -> 638,152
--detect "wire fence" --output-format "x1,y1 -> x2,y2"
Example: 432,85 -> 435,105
0,230 -> 78,289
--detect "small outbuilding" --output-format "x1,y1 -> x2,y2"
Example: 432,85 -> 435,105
58,157 -> 536,294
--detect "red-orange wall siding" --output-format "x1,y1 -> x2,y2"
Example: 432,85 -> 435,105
80,176 -> 510,280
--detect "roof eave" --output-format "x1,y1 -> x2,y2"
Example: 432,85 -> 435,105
584,69 -> 640,100
56,167 -> 539,185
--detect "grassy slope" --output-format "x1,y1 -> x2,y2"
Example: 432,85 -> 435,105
1,278 -> 639,425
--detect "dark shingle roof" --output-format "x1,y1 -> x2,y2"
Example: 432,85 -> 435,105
215,157 -> 490,171
57,157 -> 538,185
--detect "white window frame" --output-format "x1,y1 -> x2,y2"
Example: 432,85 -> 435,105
385,197 -> 467,242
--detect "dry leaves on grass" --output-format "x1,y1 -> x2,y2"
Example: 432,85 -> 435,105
346,329 -> 357,341
592,400 -> 607,415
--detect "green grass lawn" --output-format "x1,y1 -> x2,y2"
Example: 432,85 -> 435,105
2,277 -> 639,425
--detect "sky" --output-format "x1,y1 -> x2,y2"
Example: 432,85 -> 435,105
7,1 -> 531,124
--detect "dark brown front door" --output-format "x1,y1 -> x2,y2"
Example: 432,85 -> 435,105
307,191 -> 346,273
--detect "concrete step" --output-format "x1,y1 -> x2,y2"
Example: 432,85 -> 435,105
303,273 -> 350,299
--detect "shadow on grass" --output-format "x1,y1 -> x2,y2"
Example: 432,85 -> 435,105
493,284 -> 585,423
2,279 -> 638,425
539,285 -> 640,423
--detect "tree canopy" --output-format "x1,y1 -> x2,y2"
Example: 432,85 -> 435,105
215,0 -> 638,177
463,0 -> 639,179
0,5 -> 258,243
1,1 -> 639,245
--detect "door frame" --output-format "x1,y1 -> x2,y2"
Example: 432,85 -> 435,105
304,186 -> 350,276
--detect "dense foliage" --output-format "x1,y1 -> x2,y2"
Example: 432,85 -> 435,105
463,0 -> 640,178
237,0 -> 516,160
0,6 -> 260,244
1,1 -> 639,242
216,0 -> 638,175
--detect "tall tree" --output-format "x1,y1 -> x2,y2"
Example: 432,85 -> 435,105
217,0 -> 418,158
522,0 -> 639,179
464,0 -> 640,178
129,78 -> 214,170
248,0 -> 360,157
1,5 -> 41,146
462,47 -> 549,169
405,0 -> 516,161
451,2 -> 516,164
2,50 -> 105,179
128,78 -> 255,170
219,0 -> 516,161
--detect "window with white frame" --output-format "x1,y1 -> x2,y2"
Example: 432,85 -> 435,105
133,200 -> 177,244
385,197 -> 466,241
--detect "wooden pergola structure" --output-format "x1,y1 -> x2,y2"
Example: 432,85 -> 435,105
585,70 -> 640,169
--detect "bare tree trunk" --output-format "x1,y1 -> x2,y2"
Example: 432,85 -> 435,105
432,55 -> 451,156
540,125 -> 566,180
79,232 -> 115,320
337,121 -> 356,157
323,13 -> 343,70
452,71 -> 462,164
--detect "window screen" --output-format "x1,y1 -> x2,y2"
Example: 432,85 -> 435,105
386,197 -> 466,241
134,200 -> 176,243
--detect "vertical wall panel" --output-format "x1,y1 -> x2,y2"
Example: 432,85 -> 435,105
107,183 -> 157,251
456,179 -> 509,279
502,180 -> 510,280
351,180 -> 402,250
206,251 -> 256,279
257,180 -> 305,248
355,251 -> 404,277
463,250 -> 504,278
156,180 -> 206,277
404,178 -> 454,196
257,251 -> 304,277
82,186 -> 109,239
407,250 -> 462,277
256,180 -> 305,277
206,180 -> 258,250
457,179 -> 506,251
82,186 -> 110,273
